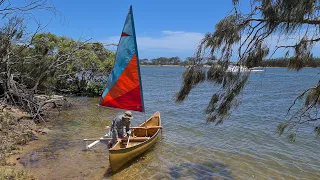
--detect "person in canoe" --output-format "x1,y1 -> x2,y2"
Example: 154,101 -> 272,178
108,111 -> 133,148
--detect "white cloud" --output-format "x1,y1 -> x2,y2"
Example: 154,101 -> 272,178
103,31 -> 204,58
139,31 -> 203,51
104,30 -> 320,59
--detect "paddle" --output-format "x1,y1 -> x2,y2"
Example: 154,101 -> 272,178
126,135 -> 130,148
85,126 -> 110,149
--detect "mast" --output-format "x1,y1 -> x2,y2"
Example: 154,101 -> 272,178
99,6 -> 145,113
130,5 -> 145,113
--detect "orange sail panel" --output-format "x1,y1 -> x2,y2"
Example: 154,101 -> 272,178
99,6 -> 144,112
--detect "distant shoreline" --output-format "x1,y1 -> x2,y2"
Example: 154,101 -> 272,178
140,65 -> 320,68
141,65 -> 186,67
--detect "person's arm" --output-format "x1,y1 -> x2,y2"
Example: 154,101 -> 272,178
125,122 -> 131,136
110,117 -> 116,129
112,128 -> 122,142
111,116 -> 119,139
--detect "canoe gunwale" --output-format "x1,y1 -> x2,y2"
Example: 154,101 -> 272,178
108,112 -> 161,171
109,127 -> 161,152
109,112 -> 161,152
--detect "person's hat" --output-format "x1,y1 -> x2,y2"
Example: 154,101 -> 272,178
123,111 -> 133,120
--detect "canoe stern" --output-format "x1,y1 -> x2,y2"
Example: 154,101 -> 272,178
108,112 -> 161,171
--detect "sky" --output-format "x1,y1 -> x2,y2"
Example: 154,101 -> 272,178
10,0 -> 320,60
18,0 -> 233,59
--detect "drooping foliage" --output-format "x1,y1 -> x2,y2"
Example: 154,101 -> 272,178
176,0 -> 320,141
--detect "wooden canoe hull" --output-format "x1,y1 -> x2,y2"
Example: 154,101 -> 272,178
108,112 -> 161,171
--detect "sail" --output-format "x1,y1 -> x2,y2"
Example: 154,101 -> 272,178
99,6 -> 144,112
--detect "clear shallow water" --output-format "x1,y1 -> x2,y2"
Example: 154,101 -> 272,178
16,67 -> 320,179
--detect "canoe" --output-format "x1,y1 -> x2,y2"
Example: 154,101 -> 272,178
96,6 -> 163,171
108,111 -> 162,171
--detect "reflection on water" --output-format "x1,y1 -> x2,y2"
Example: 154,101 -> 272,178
13,67 -> 320,179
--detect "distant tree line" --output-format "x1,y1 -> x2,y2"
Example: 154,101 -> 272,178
140,56 -> 320,67
140,56 -> 216,66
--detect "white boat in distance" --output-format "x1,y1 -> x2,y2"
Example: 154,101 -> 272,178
227,65 -> 249,72
249,67 -> 265,72
227,65 -> 264,73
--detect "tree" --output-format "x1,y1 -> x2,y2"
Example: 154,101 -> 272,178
151,57 -> 169,65
0,0 -> 55,16
41,36 -> 115,95
0,0 -> 57,119
140,58 -> 149,65
169,56 -> 181,65
185,57 -> 196,65
176,0 -> 320,141
0,1 -> 115,119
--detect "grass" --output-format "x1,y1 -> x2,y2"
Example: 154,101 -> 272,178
0,168 -> 34,180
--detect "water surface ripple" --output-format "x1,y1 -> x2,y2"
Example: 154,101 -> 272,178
18,67 -> 320,180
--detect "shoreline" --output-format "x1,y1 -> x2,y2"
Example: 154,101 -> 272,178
141,65 -> 320,68
0,96 -> 70,179
0,104 -> 39,179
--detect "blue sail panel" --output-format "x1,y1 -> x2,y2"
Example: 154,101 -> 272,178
100,6 -> 144,112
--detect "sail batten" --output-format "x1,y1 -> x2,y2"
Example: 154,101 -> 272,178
99,6 -> 144,112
